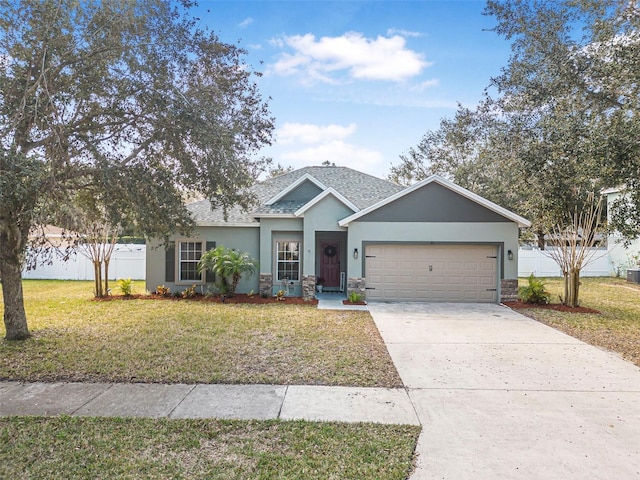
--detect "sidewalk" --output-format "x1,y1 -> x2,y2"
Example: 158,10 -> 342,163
0,381 -> 419,425
316,291 -> 368,311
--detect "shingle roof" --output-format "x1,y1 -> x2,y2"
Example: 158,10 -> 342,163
188,166 -> 403,224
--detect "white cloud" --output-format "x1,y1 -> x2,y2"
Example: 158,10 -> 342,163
277,122 -> 357,145
386,28 -> 423,38
280,141 -> 384,171
238,17 -> 254,28
272,122 -> 383,173
412,78 -> 440,91
269,32 -> 431,83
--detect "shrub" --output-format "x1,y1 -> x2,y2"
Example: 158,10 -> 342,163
198,245 -> 258,297
181,284 -> 197,299
117,278 -> 133,297
348,291 -> 363,303
518,274 -> 550,304
156,285 -> 171,297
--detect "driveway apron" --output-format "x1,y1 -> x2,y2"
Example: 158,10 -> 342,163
368,302 -> 640,480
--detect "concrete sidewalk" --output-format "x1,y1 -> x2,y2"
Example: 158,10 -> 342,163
0,381 -> 419,425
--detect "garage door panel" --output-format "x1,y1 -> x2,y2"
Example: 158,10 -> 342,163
365,244 -> 498,303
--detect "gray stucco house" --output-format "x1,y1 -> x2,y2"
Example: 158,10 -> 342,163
146,166 -> 531,303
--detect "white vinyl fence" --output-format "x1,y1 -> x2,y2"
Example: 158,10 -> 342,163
22,244 -> 146,280
518,247 -> 611,277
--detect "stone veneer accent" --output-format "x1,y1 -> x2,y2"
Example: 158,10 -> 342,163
259,273 -> 272,297
500,278 -> 518,303
302,275 -> 316,301
347,277 -> 366,299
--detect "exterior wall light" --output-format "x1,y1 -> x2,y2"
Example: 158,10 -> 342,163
353,248 -> 359,259
508,249 -> 514,261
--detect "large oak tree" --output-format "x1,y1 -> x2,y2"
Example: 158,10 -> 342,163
0,0 -> 274,340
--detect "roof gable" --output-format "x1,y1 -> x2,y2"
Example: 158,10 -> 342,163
265,174 -> 326,205
339,175 -> 531,227
294,188 -> 359,217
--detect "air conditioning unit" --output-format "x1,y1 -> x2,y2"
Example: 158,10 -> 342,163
627,269 -> 640,284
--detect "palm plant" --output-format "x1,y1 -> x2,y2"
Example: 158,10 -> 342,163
198,245 -> 258,296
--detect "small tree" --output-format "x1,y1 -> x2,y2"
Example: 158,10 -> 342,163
544,192 -> 605,307
78,220 -> 121,298
198,246 -> 258,297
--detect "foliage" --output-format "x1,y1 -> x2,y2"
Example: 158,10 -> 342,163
116,279 -> 133,297
0,0 -> 274,340
348,291 -> 364,303
155,285 -> 171,297
518,274 -> 551,305
266,162 -> 294,178
198,245 -> 258,297
276,289 -> 287,301
181,284 -> 197,299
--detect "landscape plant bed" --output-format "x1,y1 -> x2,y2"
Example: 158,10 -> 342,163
97,293 -> 318,305
343,300 -> 367,306
503,301 -> 600,314
0,416 -> 421,480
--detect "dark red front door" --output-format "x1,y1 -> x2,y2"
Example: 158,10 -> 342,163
320,242 -> 340,288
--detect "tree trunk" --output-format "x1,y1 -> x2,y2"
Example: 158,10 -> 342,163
536,228 -> 546,250
104,258 -> 110,295
565,268 -> 581,308
93,260 -> 103,297
0,237 -> 30,340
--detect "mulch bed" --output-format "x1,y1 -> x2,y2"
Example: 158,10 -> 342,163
95,293 -> 318,305
503,301 -> 600,314
342,300 -> 367,306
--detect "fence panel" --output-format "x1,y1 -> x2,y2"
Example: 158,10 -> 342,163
22,244 -> 146,280
518,248 -> 611,277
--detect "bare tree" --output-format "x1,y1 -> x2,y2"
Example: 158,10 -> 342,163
78,221 -> 121,298
544,192 -> 605,307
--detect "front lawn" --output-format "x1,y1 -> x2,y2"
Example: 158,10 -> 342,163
515,277 -> 640,366
0,280 -> 401,387
0,417 -> 420,479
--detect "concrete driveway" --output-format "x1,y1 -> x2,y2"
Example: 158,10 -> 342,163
368,302 -> 640,480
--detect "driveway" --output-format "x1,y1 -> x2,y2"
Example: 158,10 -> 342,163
368,303 -> 640,480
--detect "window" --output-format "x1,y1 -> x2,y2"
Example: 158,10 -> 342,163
178,240 -> 204,282
276,241 -> 300,281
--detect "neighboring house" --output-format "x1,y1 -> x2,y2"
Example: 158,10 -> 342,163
603,187 -> 640,275
146,166 -> 531,303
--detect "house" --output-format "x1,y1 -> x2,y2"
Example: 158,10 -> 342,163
603,187 -> 640,275
146,166 -> 531,303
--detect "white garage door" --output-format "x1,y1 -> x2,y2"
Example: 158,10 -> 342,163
365,244 -> 498,302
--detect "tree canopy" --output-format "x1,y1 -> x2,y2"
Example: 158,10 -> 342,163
0,0 -> 274,339
390,0 -> 639,243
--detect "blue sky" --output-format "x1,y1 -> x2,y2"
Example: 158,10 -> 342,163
193,1 -> 512,179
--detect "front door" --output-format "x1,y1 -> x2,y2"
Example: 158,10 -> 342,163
320,241 -> 340,288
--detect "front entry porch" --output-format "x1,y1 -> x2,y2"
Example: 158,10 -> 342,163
315,232 -> 348,293
315,291 -> 368,311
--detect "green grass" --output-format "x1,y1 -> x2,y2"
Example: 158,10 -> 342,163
516,277 -> 640,366
0,417 -> 421,479
0,280 -> 401,387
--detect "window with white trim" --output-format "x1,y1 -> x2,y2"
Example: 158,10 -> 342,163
178,240 -> 204,282
276,241 -> 300,281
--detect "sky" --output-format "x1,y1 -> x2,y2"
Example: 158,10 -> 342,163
192,1 -> 513,179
